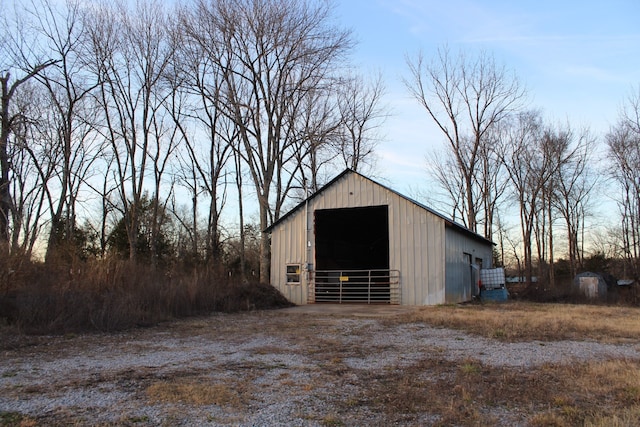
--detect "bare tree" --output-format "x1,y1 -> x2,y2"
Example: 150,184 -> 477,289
405,47 -> 526,236
607,86 -> 640,277
232,146 -> 247,282
0,1 -> 57,251
24,0 -> 104,262
291,87 -> 341,195
84,0 -> 176,263
553,125 -> 596,278
336,71 -> 386,173
500,111 -> 540,284
428,148 -> 467,223
428,130 -> 508,245
172,5 -> 237,263
477,128 -> 510,243
207,0 -> 353,283
6,82 -> 51,256
501,111 -> 571,287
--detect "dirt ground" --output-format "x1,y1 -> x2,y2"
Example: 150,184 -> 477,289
1,304 -> 639,426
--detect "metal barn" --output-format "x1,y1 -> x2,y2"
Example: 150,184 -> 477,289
267,169 -> 494,306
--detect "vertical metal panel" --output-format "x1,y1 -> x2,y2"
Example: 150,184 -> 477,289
424,210 -> 446,305
380,174 -> 446,306
270,206 -> 307,305
444,227 -> 493,303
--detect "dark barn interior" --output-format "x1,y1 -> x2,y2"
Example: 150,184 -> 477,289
314,205 -> 389,270
314,205 -> 390,302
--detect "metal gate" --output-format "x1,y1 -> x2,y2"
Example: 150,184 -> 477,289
310,269 -> 400,304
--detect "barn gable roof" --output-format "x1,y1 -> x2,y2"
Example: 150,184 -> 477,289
266,169 -> 493,246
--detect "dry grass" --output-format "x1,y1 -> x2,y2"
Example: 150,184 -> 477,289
355,357 -> 640,426
146,380 -> 246,407
0,256 -> 292,335
291,304 -> 640,425
399,301 -> 640,343
3,303 -> 640,426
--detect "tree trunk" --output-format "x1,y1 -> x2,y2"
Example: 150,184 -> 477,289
259,199 -> 270,284
548,196 -> 555,288
235,155 -> 246,283
0,77 -> 12,249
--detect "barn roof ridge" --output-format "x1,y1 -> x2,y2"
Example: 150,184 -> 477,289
266,168 -> 493,245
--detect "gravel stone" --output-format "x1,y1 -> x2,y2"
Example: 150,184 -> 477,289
1,308 -> 639,426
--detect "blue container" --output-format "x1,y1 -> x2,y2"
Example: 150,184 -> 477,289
480,287 -> 508,302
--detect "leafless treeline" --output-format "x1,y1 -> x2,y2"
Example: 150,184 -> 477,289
406,46 -> 640,284
2,0 -> 638,288
0,0 -> 385,282
607,87 -> 640,279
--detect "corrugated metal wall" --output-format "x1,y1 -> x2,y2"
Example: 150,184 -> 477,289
444,227 -> 494,303
270,201 -> 310,305
271,172 -> 490,306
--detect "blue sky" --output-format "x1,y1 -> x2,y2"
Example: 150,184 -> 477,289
334,0 -> 640,195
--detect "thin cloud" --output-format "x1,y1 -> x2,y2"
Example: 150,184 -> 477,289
378,149 -> 424,170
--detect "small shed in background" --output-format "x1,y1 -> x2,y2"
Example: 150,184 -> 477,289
617,279 -> 638,303
574,272 -> 608,299
267,169 -> 494,306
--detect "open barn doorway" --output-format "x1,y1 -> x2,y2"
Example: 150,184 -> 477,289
314,205 -> 390,302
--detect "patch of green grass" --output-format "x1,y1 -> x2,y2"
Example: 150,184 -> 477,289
321,414 -> 344,426
460,361 -> 481,375
127,415 -> 150,423
0,411 -> 28,426
492,328 -> 506,338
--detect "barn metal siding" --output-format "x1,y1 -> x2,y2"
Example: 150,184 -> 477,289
270,202 -> 310,305
313,173 -> 447,305
444,227 -> 494,303
270,172 -> 448,305
270,171 -> 491,306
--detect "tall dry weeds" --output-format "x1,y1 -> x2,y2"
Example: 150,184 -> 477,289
0,254 -> 291,334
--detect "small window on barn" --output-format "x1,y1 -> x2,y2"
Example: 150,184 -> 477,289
286,264 -> 301,284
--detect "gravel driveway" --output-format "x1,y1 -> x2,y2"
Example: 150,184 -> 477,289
1,305 -> 639,426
